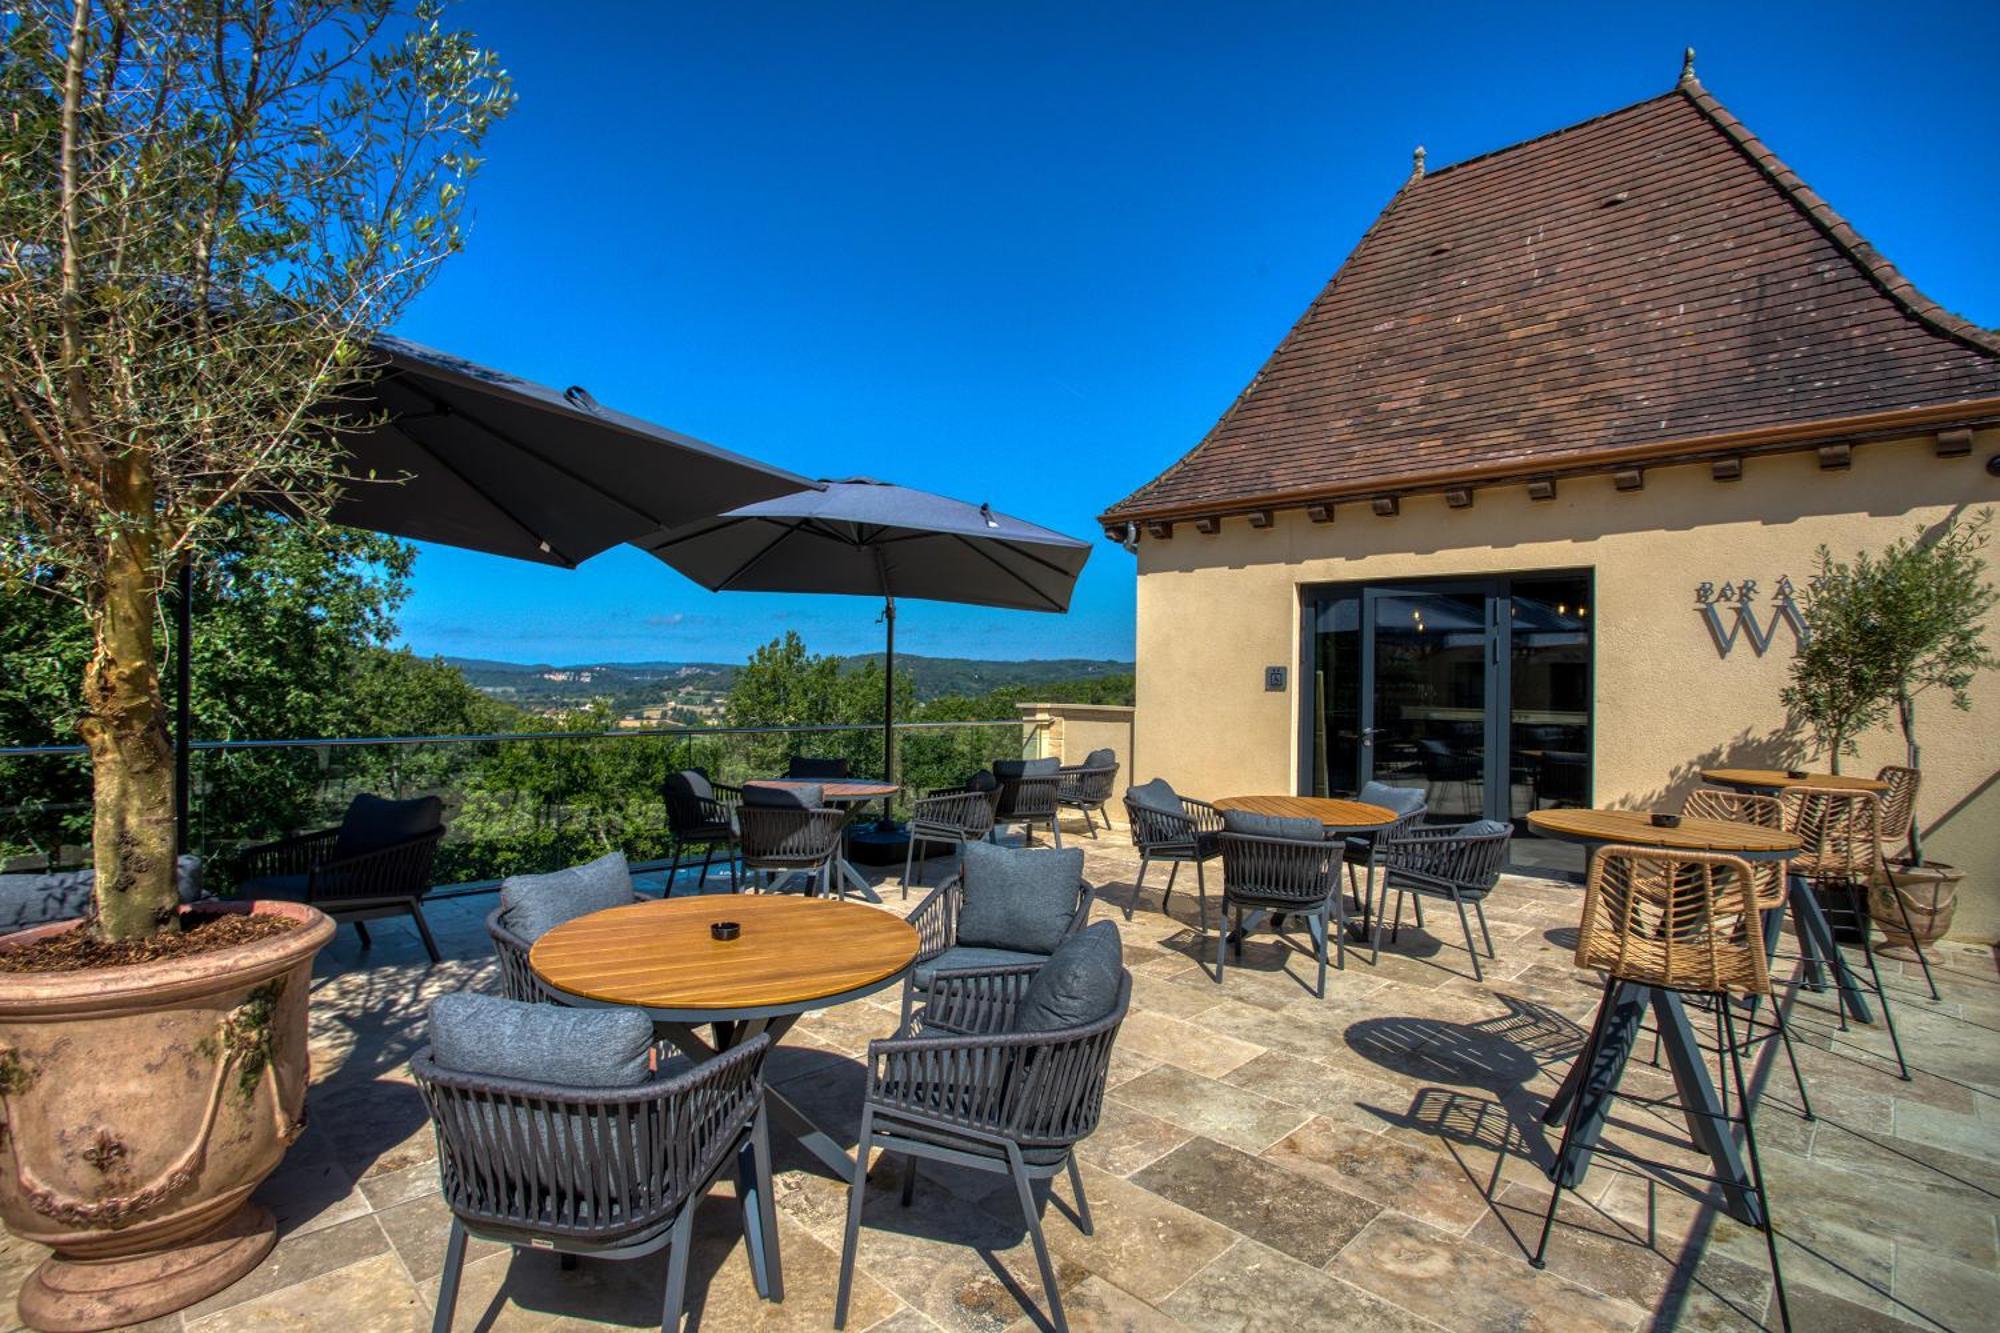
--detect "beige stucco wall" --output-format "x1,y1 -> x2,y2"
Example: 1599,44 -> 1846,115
1019,703 -> 1136,827
1131,430 -> 2000,939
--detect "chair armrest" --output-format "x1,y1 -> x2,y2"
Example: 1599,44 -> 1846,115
866,1026 -> 1046,1135
236,827 -> 340,880
1065,882 -> 1097,938
312,828 -> 444,901
911,962 -> 1041,1036
906,878 -> 963,963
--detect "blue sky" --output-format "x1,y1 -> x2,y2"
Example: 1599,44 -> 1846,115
390,0 -> 1999,666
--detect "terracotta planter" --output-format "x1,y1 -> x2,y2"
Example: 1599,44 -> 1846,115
0,899 -> 334,1331
1870,862 -> 1962,954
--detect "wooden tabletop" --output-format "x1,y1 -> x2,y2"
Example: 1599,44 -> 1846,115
744,778 -> 900,801
530,895 -> 919,1015
1527,808 -> 1801,856
1701,768 -> 1890,794
1214,795 -> 1399,830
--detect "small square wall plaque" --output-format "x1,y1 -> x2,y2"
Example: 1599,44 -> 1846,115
1264,666 -> 1287,692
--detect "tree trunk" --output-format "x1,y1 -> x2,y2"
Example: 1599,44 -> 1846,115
77,523 -> 180,942
1899,690 -> 1923,865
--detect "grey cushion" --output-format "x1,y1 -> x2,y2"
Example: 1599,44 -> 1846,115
1460,819 -> 1514,838
964,771 -> 1000,793
786,756 -> 850,780
912,944 -> 1050,990
675,769 -> 714,801
992,757 -> 1060,779
1081,748 -> 1117,770
956,841 -> 1083,955
1012,922 -> 1124,1034
500,851 -> 633,942
334,793 -> 442,861
0,855 -> 205,933
1222,809 -> 1325,842
427,991 -> 655,1087
1358,781 -> 1427,816
743,782 -> 820,810
1125,778 -> 1182,818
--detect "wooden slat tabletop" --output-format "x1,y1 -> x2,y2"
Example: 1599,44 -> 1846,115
1214,795 -> 1399,829
1701,768 -> 1890,794
530,895 -> 918,1012
1527,808 -> 1801,855
744,779 -> 900,801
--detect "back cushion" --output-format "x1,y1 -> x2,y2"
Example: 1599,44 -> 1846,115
957,841 -> 1084,955
965,770 -> 1000,793
334,793 -> 443,861
743,782 -> 820,810
1222,809 -> 1326,842
1461,819 -> 1514,839
1125,778 -> 1183,818
1012,922 -> 1125,1033
787,756 -> 850,780
676,769 -> 715,801
1082,748 -> 1117,770
429,992 -> 654,1087
1358,781 -> 1428,816
500,851 -> 633,941
992,757 -> 1061,779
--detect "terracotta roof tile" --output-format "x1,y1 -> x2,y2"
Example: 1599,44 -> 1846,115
1103,83 -> 2000,523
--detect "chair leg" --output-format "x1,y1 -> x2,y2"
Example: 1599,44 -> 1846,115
1846,880 -> 1911,1081
1194,856 -> 1210,935
1454,893 -> 1482,983
666,848 -> 682,895
1163,859 -> 1179,913
697,845 -> 715,891
900,1156 -> 918,1207
1051,816 -> 1062,850
1881,862 -> 1942,1002
1473,898 -> 1495,958
1130,855 -> 1148,922
902,832 -> 920,900
746,1107 -> 783,1303
353,919 -> 372,948
1065,1152 -> 1094,1235
1310,911 -> 1328,999
1009,1149 -> 1066,1332
1767,989 -> 1816,1122
661,1203 -> 696,1333
1532,976 -> 1619,1269
432,1220 -> 467,1333
1720,1002 -> 1792,1333
834,1112 -> 876,1330
409,902 -> 442,965
1213,903 -> 1227,984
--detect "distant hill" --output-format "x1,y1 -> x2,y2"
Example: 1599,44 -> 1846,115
438,654 -> 1131,704
833,654 -> 1130,701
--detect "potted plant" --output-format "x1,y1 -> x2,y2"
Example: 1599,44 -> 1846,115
0,4 -> 507,1328
1782,511 -> 1998,949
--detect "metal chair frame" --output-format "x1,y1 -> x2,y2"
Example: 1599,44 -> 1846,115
1216,829 -> 1346,998
1872,764 -> 1940,1002
1377,822 -> 1511,980
1121,790 -> 1224,929
737,805 -> 849,898
663,771 -> 743,894
1055,761 -> 1120,838
901,783 -> 1001,898
237,823 -> 446,962
993,772 -> 1065,849
902,869 -> 1096,1027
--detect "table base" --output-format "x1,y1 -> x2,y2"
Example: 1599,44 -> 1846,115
656,1014 -> 861,1180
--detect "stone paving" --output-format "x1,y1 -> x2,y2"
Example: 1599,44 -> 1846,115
5,826 -> 1997,1332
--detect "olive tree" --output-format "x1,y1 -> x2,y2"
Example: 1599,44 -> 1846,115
0,1 -> 510,939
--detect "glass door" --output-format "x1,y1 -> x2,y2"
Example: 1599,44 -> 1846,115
1360,585 -> 1497,821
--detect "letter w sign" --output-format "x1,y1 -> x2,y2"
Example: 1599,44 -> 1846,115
1700,601 -> 1808,658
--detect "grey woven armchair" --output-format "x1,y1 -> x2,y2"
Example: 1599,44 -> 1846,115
901,775 -> 1001,897
992,758 -> 1064,848
1377,820 -> 1512,980
484,857 -> 646,1004
237,793 -> 446,962
834,948 -> 1132,1332
414,1011 -> 780,1333
738,783 -> 848,897
903,842 -> 1095,1027
663,768 -> 742,892
1342,781 -> 1428,932
1122,778 -> 1223,927
1218,811 -> 1348,997
1056,748 -> 1120,837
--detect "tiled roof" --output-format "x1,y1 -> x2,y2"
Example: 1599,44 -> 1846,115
1103,78 -> 2000,524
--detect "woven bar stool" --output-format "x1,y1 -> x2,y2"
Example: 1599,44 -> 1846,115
1781,786 -> 1909,1080
1872,764 -> 1940,1002
1535,845 -> 1793,1332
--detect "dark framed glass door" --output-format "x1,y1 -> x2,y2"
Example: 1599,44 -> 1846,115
1306,571 -> 1594,874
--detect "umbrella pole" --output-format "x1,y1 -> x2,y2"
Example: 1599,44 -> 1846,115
881,593 -> 896,798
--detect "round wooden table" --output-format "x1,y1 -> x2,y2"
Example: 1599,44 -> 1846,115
1213,795 -> 1398,830
532,895 -> 918,1176
743,779 -> 902,901
1525,807 -> 1801,859
1700,768 -> 1889,796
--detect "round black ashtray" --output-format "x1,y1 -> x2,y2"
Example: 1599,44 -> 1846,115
1786,769 -> 1810,780
1650,813 -> 1682,828
710,921 -> 741,942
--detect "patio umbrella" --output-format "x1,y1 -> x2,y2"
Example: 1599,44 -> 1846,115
172,336 -> 816,845
637,478 -> 1092,790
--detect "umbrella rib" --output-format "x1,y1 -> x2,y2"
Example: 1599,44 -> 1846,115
388,373 -> 676,530
949,535 -> 1065,611
714,519 -> 806,590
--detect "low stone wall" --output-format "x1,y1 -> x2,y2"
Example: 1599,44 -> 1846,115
1017,703 -> 1136,828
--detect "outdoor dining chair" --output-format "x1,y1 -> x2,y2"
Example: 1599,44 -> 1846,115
663,768 -> 742,892
1055,748 -> 1120,837
1216,809 -> 1347,997
1872,763 -> 1939,1000
485,851 -> 643,1003
835,922 -> 1131,1333
785,755 -> 851,780
992,757 -> 1064,848
237,793 -> 447,962
901,771 -> 1001,897
1343,781 -> 1427,928
1376,819 -> 1512,980
1121,777 -> 1223,927
902,840 -> 1094,1026
737,782 -> 848,896
414,994 -> 780,1333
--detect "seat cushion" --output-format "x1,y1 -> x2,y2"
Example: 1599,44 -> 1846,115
1358,781 -> 1427,816
0,855 -> 206,934
1222,809 -> 1325,842
1125,778 -> 1182,818
1012,922 -> 1124,1034
499,851 -> 633,942
956,841 -> 1083,955
743,781 -> 821,810
911,944 -> 1050,990
992,757 -> 1060,779
334,793 -> 443,861
427,991 -> 655,1087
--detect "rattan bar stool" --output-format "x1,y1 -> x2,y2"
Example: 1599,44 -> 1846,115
1781,786 -> 1910,1080
1872,764 -> 1940,1002
1535,845 -> 1793,1331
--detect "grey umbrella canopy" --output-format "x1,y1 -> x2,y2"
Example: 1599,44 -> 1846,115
638,478 -> 1092,786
